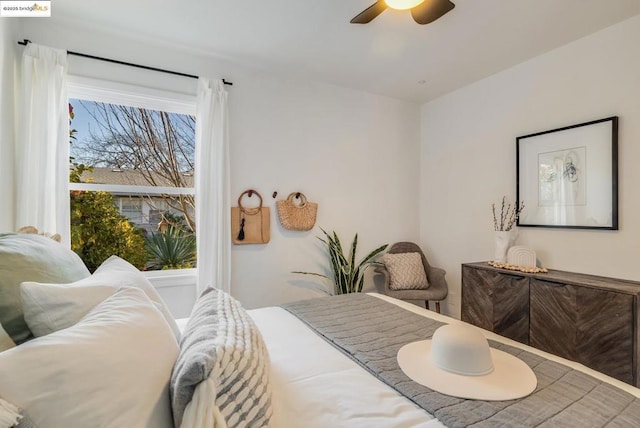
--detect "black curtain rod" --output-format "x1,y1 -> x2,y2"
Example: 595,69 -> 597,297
17,39 -> 233,86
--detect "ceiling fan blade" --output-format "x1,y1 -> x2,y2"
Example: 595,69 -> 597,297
350,1 -> 388,24
411,0 -> 455,25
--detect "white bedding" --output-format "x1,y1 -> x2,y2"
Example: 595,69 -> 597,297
249,305 -> 441,428
177,292 -> 640,427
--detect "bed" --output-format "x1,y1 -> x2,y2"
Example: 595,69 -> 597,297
1,232 -> 639,427
174,291 -> 640,428
250,293 -> 640,427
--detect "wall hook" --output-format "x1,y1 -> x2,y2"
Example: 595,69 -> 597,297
272,191 -> 278,198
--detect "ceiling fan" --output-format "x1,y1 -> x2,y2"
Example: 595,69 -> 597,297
351,0 -> 455,25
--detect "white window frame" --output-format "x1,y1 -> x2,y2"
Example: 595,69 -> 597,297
67,76 -> 197,280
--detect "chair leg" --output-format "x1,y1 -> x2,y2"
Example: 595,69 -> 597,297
424,300 -> 429,310
435,301 -> 441,314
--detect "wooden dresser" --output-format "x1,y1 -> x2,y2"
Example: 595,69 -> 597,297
461,262 -> 640,387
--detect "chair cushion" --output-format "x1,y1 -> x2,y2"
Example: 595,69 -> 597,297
382,252 -> 430,290
0,233 -> 91,344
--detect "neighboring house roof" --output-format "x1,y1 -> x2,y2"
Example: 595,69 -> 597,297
79,167 -> 194,187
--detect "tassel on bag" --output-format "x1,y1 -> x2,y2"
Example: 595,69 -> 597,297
237,217 -> 245,241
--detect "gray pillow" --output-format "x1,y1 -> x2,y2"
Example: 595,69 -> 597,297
0,233 -> 90,344
171,287 -> 272,428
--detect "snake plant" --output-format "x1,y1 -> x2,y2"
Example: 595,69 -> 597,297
294,228 -> 387,295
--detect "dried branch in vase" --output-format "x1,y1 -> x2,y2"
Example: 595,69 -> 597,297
492,196 -> 525,231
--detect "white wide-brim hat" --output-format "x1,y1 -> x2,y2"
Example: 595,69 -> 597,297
397,324 -> 537,401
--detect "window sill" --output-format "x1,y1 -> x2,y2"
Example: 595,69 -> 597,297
144,268 -> 197,289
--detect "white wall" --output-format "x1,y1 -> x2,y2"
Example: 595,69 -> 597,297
16,20 -> 421,310
420,15 -> 640,318
228,75 -> 420,308
0,18 -> 17,231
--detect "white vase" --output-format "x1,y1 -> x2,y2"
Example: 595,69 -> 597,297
493,231 -> 514,262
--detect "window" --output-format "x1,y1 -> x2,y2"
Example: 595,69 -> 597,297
68,77 -> 196,273
119,197 -> 143,223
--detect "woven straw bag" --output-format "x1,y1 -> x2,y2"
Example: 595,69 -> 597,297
276,192 -> 318,231
231,189 -> 270,244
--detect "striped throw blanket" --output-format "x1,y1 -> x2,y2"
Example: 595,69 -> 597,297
171,288 -> 272,428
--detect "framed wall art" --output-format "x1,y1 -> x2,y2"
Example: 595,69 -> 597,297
516,116 -> 618,229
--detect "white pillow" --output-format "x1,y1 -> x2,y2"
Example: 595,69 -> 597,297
0,287 -> 178,428
21,255 -> 181,340
382,252 -> 430,290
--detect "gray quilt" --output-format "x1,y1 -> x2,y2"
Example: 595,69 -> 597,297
281,293 -> 640,428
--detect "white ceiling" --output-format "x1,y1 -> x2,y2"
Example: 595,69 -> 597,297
51,0 -> 640,103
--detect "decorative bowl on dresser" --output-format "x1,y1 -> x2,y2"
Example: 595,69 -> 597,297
461,262 -> 640,387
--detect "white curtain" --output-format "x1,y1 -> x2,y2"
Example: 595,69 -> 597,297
16,44 -> 70,245
195,78 -> 231,293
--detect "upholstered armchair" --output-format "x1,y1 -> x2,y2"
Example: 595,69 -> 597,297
375,242 -> 448,313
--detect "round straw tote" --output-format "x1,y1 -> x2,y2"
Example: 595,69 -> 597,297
276,192 -> 318,231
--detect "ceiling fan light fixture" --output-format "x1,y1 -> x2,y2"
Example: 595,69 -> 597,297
384,0 -> 425,10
